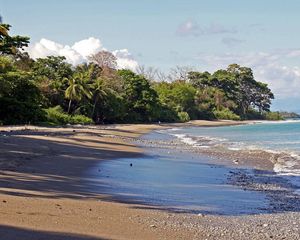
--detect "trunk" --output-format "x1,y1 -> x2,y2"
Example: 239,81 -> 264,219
92,101 -> 97,117
67,99 -> 72,114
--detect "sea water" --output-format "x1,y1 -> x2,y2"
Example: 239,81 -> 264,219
167,120 -> 300,190
86,121 -> 300,214
88,149 -> 268,215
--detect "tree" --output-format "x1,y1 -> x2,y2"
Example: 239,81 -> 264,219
32,56 -> 73,107
154,80 -> 198,120
0,56 -> 44,124
0,24 -> 30,55
188,64 -> 274,118
188,71 -> 211,88
136,65 -> 159,82
167,66 -> 193,81
89,50 -> 117,69
118,69 -> 159,122
91,77 -> 110,122
65,72 -> 92,113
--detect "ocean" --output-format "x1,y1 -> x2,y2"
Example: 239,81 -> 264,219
86,120 -> 300,214
168,120 -> 300,189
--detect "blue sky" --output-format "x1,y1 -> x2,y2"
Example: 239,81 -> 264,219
1,0 -> 300,111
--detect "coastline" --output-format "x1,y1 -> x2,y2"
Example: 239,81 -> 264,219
0,121 -> 299,239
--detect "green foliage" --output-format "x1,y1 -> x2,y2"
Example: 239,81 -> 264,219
119,69 -> 160,122
32,56 -> 73,108
0,24 -> 30,55
188,64 -> 274,118
65,71 -> 92,113
0,22 -> 278,125
177,111 -> 190,122
264,111 -> 283,120
213,108 -> 241,121
279,111 -> 300,119
45,106 -> 93,125
158,105 -> 179,122
154,80 -> 197,120
70,114 -> 94,124
0,56 -> 45,124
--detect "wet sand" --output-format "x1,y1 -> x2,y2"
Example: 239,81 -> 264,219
0,121 -> 299,239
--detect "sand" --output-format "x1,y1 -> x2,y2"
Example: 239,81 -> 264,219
0,121 -> 299,240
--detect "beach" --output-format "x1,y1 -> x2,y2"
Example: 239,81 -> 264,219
0,121 -> 299,240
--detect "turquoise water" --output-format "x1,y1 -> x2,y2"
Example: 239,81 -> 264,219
168,120 -> 300,188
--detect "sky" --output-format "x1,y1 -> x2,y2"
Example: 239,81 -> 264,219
1,0 -> 300,112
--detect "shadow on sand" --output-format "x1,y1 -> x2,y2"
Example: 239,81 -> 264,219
0,130 -> 299,216
0,225 -> 110,240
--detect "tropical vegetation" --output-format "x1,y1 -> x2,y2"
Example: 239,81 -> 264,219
0,23 -> 281,125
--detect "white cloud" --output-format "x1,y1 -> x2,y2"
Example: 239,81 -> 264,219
27,37 -> 138,70
113,49 -> 139,71
196,50 -> 300,99
72,37 -> 102,59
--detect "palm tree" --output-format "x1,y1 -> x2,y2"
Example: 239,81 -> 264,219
0,25 -> 8,37
91,77 -> 115,122
65,72 -> 92,113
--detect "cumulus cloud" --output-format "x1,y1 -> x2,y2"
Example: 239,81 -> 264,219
27,37 -> 138,70
112,49 -> 139,70
176,20 -> 237,37
196,50 -> 300,99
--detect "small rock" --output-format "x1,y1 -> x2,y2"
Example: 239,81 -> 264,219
2,200 -> 7,203
130,163 -> 133,167
263,223 -> 269,227
198,213 -> 205,217
150,224 -> 157,228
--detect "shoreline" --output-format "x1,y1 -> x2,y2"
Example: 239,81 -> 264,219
1,121 -> 300,239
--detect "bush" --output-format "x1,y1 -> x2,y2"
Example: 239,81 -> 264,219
177,111 -> 190,122
45,106 -> 93,125
0,97 -> 46,125
157,105 -> 179,123
264,111 -> 283,120
244,109 -> 264,120
213,108 -> 240,120
70,114 -> 93,124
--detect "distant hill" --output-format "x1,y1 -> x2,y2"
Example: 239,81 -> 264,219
279,111 -> 300,119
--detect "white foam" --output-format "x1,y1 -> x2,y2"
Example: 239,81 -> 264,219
168,129 -> 300,193
172,134 -> 198,145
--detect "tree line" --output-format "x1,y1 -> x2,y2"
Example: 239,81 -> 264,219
0,23 -> 281,125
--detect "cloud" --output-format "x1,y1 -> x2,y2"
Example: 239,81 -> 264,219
221,37 -> 245,47
176,20 -> 200,37
27,37 -> 138,70
196,50 -> 300,99
113,49 -> 139,70
72,38 -> 102,58
176,20 -> 237,37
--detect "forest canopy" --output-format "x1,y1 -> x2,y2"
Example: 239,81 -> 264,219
0,23 -> 280,125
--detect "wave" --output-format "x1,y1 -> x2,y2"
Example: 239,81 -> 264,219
169,132 -> 300,191
254,119 -> 300,124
